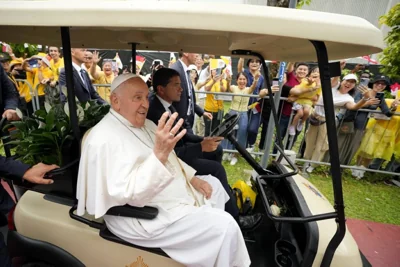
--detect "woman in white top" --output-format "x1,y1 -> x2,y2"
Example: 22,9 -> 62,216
301,73 -> 379,173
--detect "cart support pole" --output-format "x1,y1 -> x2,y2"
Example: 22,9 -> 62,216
131,43 -> 137,74
260,61 -> 286,167
61,27 -> 80,140
311,40 -> 346,267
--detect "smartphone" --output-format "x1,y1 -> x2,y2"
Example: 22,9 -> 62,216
154,60 -> 161,67
376,92 -> 384,104
359,78 -> 369,87
272,78 -> 279,87
28,58 -> 38,68
215,68 -> 222,76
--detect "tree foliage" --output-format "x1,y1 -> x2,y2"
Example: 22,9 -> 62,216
0,42 -> 38,58
296,0 -> 312,8
267,0 -> 311,8
379,3 -> 400,80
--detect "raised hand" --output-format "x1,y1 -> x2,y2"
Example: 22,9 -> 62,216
358,85 -> 372,98
154,112 -> 186,164
92,51 -> 102,64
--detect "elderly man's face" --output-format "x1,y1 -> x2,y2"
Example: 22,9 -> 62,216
112,78 -> 149,128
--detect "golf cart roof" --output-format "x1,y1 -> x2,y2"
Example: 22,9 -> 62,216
0,1 -> 384,61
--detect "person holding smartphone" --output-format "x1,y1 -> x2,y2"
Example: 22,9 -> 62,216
303,74 -> 379,174
348,75 -> 400,178
222,71 -> 260,165
203,69 -> 228,136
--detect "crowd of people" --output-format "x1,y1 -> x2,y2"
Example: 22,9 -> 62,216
1,44 -> 400,266
1,46 -> 400,181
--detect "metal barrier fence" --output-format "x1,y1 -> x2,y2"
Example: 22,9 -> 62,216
15,79 -> 40,112
89,83 -> 400,178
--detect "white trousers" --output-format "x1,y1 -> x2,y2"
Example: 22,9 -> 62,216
104,175 -> 251,267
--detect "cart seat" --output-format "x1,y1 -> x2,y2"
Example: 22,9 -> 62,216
99,226 -> 169,258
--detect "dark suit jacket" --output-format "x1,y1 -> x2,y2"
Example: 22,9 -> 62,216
147,93 -> 204,161
0,64 -> 19,112
59,67 -> 106,105
0,156 -> 30,182
170,60 -> 204,127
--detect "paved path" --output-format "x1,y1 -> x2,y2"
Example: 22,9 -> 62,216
347,218 -> 400,267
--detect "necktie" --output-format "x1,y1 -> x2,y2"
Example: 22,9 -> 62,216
186,70 -> 194,116
169,104 -> 177,114
80,69 -> 90,90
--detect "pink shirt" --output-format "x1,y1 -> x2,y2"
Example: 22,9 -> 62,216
282,71 -> 301,116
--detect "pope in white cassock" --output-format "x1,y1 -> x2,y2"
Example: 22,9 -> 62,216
76,74 -> 251,267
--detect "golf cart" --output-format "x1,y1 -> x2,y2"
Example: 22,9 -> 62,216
0,1 -> 383,266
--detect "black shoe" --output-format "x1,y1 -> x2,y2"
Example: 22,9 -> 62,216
238,213 -> 263,231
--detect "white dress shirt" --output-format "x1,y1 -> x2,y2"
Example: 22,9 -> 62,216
72,62 -> 86,85
156,95 -> 171,113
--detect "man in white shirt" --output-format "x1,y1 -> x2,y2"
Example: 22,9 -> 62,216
147,68 -> 263,230
76,73 -> 251,267
170,53 -> 213,130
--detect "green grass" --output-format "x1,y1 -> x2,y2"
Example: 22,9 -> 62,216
223,157 -> 400,225
308,167 -> 400,225
222,99 -> 400,225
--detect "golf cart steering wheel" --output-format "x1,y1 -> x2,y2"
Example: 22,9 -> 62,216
210,114 -> 239,137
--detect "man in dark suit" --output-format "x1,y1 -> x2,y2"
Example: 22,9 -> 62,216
0,61 -> 19,121
147,68 -> 262,229
59,48 -> 106,104
0,156 -> 58,266
0,61 -> 59,266
170,53 -> 212,131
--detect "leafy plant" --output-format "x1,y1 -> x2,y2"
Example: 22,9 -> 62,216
266,0 -> 312,8
379,3 -> 400,79
4,108 -> 73,166
4,85 -> 109,166
296,0 -> 312,8
0,43 -> 38,58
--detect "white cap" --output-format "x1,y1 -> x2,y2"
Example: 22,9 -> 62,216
342,73 -> 358,82
111,73 -> 140,92
188,64 -> 197,71
152,59 -> 164,66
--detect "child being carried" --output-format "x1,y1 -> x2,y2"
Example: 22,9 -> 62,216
288,67 -> 321,135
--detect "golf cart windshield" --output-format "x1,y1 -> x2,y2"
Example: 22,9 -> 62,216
0,1 -> 384,266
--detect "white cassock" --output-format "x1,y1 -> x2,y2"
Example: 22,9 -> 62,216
76,109 -> 251,267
